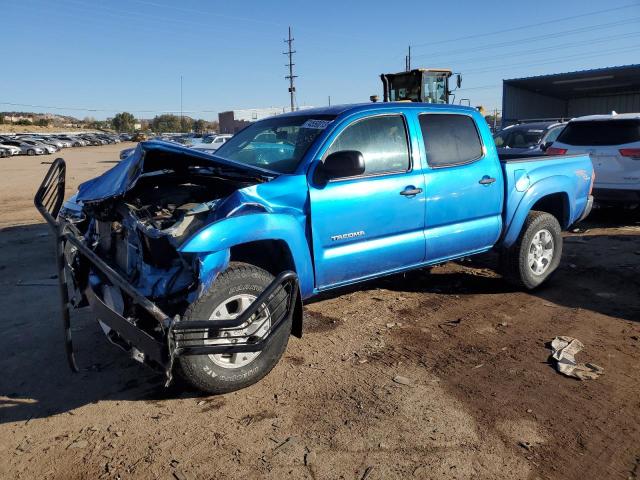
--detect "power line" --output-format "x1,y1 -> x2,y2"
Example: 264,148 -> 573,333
464,44 -> 640,75
283,26 -> 298,112
410,2 -> 640,48
412,16 -> 640,60
439,30 -> 640,67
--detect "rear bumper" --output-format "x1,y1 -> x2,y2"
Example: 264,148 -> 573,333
577,195 -> 594,222
593,188 -> 640,205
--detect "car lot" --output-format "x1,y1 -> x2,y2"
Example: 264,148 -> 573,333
0,143 -> 639,479
0,131 -> 127,158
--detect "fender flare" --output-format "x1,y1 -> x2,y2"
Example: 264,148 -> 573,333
502,176 -> 573,247
179,213 -> 315,299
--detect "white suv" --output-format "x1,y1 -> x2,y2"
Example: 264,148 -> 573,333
548,112 -> 640,205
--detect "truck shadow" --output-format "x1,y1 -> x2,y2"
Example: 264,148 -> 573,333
0,223 -> 208,425
1,214 -> 637,424
311,207 -> 640,324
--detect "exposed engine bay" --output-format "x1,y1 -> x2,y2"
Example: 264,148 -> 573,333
65,148 -> 268,316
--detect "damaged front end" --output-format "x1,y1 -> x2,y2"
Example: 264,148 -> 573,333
35,147 -> 298,384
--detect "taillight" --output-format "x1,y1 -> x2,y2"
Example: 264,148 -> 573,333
545,147 -> 567,155
619,148 -> 640,159
589,170 -> 595,195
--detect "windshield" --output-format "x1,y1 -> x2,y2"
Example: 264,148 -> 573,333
388,72 -> 448,103
494,128 -> 544,148
214,114 -> 335,173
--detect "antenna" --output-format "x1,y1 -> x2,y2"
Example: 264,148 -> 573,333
283,26 -> 298,112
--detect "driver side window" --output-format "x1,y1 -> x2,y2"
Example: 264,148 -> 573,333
325,115 -> 410,176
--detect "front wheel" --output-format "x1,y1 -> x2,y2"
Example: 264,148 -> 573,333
500,211 -> 562,289
27,149 -> 35,156
177,262 -> 291,394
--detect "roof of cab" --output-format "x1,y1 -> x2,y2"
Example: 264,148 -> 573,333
276,102 -> 479,119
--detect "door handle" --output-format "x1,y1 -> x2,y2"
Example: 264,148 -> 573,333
479,176 -> 496,185
400,187 -> 423,196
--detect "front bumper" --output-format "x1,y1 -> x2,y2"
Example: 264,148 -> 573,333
35,158 -> 299,383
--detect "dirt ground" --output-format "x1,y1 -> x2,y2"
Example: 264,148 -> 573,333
0,144 -> 639,480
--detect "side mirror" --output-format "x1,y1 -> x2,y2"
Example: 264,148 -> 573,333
315,150 -> 365,182
456,74 -> 462,89
541,141 -> 552,151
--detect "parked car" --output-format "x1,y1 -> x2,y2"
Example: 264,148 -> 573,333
0,143 -> 21,156
22,139 -> 56,154
57,135 -> 87,147
37,103 -> 593,394
200,134 -> 233,150
494,122 -> 566,159
33,136 -> 65,149
547,112 -> 640,206
0,145 -> 17,157
3,139 -> 46,155
24,137 -> 60,152
51,137 -> 73,148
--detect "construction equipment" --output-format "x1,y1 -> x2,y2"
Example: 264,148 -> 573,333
380,68 -> 461,104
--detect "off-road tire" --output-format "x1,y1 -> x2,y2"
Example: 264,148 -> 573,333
177,262 -> 291,394
500,211 -> 562,290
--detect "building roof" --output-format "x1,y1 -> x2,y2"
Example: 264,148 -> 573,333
503,64 -> 640,99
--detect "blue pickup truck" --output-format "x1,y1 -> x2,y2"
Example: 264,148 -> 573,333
35,103 -> 594,393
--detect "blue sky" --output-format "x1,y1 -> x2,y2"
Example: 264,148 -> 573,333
2,0 -> 640,120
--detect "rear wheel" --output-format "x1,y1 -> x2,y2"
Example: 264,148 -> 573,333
177,262 -> 290,394
27,149 -> 35,156
501,211 -> 562,289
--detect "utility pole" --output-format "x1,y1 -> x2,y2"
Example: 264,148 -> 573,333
405,45 -> 411,71
283,26 -> 297,112
180,75 -> 184,132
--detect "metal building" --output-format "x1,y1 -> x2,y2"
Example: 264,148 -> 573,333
502,64 -> 640,127
218,107 -> 287,134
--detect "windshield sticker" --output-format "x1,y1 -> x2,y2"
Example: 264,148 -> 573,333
301,119 -> 332,129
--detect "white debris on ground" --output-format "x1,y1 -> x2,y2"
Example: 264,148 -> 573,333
550,336 -> 604,380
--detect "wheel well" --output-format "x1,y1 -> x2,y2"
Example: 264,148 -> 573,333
229,240 -> 296,277
531,193 -> 569,228
229,240 -> 303,338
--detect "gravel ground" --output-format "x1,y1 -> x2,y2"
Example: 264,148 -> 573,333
0,144 -> 639,479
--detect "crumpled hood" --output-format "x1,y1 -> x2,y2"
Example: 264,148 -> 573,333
77,149 -> 142,202
76,140 -> 275,203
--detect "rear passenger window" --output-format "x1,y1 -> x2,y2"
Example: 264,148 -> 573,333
326,115 -> 410,176
419,114 -> 483,167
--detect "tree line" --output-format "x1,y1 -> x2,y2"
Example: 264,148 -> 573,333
111,112 -> 218,134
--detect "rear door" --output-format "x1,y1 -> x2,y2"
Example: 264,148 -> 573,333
309,112 -> 426,289
554,119 -> 640,188
416,112 -> 504,262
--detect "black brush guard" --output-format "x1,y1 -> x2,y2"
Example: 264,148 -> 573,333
35,158 -> 299,384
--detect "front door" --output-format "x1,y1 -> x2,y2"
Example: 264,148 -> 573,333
309,113 -> 426,289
